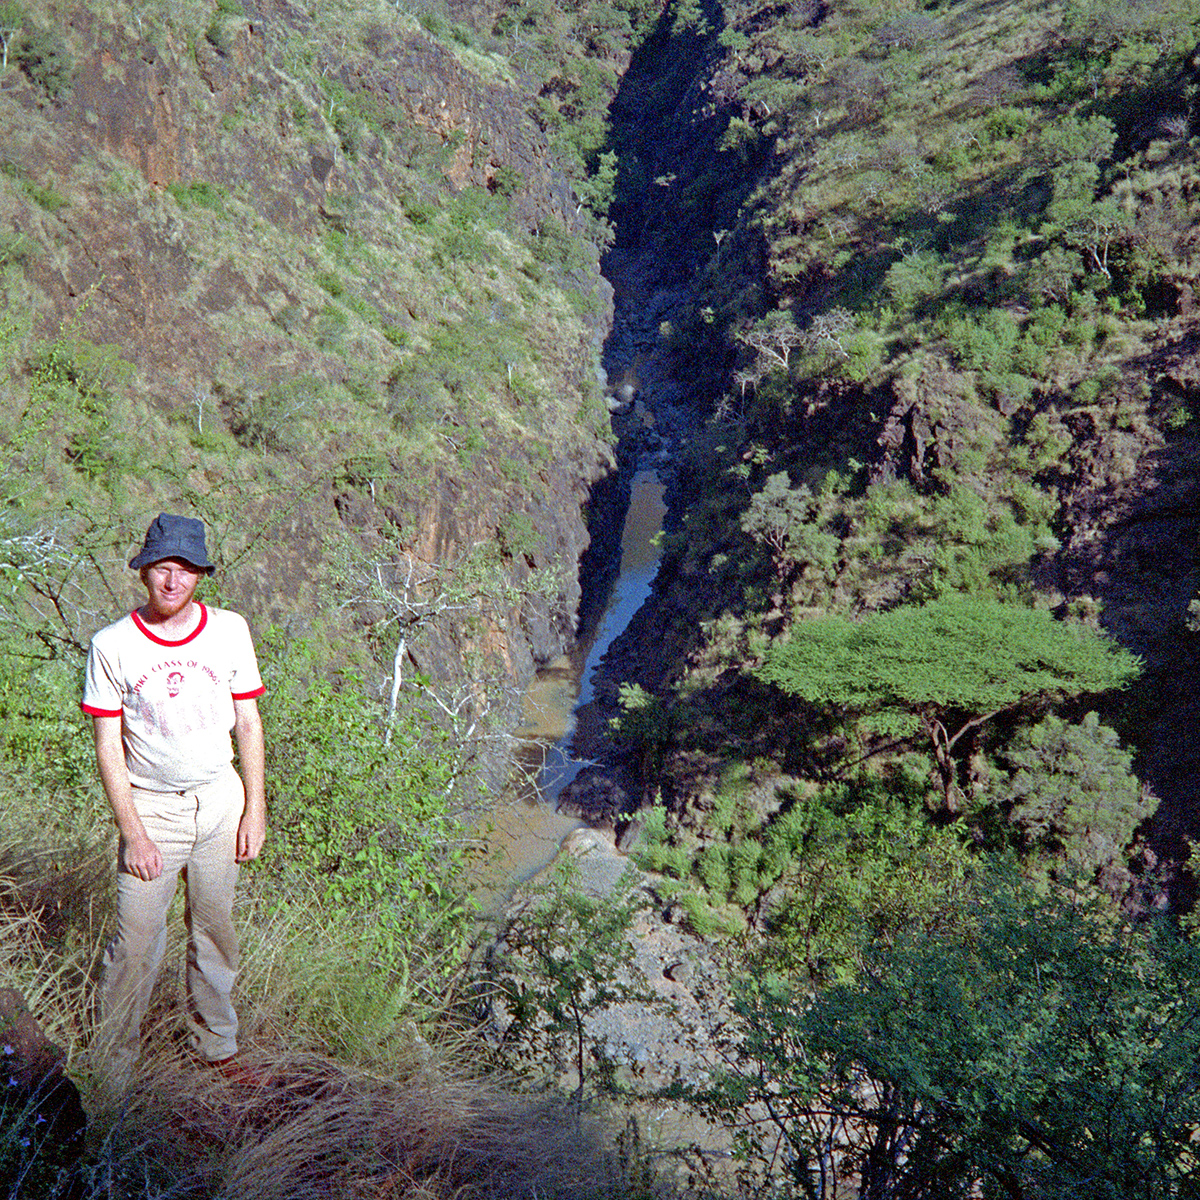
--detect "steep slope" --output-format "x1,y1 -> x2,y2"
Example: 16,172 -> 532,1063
573,0 -> 1200,906
0,0 -> 615,748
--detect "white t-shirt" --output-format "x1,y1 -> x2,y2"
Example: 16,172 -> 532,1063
81,604 -> 265,791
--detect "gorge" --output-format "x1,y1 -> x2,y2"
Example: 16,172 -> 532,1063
3,0 -> 1200,1195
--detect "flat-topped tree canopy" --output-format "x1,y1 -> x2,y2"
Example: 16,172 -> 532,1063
755,595 -> 1142,807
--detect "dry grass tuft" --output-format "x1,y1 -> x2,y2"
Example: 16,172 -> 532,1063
94,1051 -> 626,1200
0,797 -> 648,1200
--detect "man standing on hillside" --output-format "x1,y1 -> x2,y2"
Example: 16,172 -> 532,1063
81,514 -> 266,1083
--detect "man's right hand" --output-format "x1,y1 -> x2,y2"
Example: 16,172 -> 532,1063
94,715 -> 163,881
121,833 -> 164,881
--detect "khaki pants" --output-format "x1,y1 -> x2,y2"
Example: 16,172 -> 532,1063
98,769 -> 244,1077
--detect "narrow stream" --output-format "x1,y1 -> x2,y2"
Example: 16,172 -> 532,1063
470,469 -> 666,907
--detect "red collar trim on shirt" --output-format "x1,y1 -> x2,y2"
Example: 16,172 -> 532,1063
131,603 -> 209,647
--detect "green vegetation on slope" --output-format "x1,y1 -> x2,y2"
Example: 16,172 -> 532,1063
3,0 -> 1200,1192
0,0 -> 618,766
0,0 -> 641,1194
703,870 -> 1200,1199
579,2 -> 1200,1189
602,0 -> 1198,921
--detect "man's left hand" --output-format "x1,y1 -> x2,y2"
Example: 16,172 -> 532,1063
236,809 -> 266,862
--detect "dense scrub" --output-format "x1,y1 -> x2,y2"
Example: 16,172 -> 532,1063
0,0 -> 637,1193
552,0 -> 1200,1192
593,0 -> 1200,917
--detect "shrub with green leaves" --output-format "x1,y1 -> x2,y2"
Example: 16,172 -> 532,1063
257,633 -> 474,973
165,180 -> 227,211
740,472 -> 840,588
884,248 -> 947,313
481,859 -> 655,1100
637,771 -> 974,975
707,874 -> 1200,1199
223,376 -> 314,452
12,22 -> 72,97
756,779 -> 975,981
989,710 -> 1151,876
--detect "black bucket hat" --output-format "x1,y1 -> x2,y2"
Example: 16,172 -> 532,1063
129,513 -> 216,575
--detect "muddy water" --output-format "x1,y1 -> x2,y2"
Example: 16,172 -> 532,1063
470,470 -> 666,907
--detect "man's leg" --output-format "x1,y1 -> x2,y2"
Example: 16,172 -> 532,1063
97,789 -> 193,1083
183,771 -> 243,1062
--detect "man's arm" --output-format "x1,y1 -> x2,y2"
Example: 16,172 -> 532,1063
233,696 -> 266,863
93,715 -> 163,881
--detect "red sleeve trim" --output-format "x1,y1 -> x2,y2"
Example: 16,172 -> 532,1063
232,686 -> 266,701
81,703 -> 122,717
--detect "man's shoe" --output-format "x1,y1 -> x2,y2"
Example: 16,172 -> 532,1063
205,1054 -> 272,1088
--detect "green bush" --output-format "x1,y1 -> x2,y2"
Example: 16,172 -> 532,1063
532,215 -> 590,275
884,249 -> 947,312
386,361 -> 445,433
944,307 -> 1020,375
223,376 -> 314,452
1022,410 -> 1073,472
631,802 -> 692,878
165,180 -> 227,211
715,876 -> 1200,1199
0,654 -> 93,795
258,633 -> 473,964
672,888 -> 746,937
315,269 -> 345,297
696,841 -> 731,896
740,472 -> 841,586
13,25 -> 72,97
491,164 -> 524,198
485,860 -> 655,1095
981,104 -> 1031,141
758,780 -> 975,980
991,711 -> 1151,875
497,510 -> 539,561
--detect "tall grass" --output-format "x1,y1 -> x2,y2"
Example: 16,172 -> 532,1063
0,791 -> 652,1200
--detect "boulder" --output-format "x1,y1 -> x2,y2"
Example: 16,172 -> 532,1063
0,987 -> 86,1157
555,767 -> 630,829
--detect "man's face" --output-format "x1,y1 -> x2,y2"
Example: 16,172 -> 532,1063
141,558 -> 202,621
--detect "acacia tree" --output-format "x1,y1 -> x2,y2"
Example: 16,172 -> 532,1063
754,596 -> 1141,808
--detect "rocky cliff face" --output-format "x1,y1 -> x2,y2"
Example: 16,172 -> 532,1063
0,0 -> 616,719
10,1 -> 595,392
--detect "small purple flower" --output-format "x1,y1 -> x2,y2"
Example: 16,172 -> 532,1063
1,1044 -> 12,1056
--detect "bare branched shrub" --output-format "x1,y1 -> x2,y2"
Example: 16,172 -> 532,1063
830,60 -> 889,124
805,307 -> 855,360
735,310 -> 807,374
971,64 -> 1025,109
874,13 -> 939,50
1159,113 -> 1189,140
